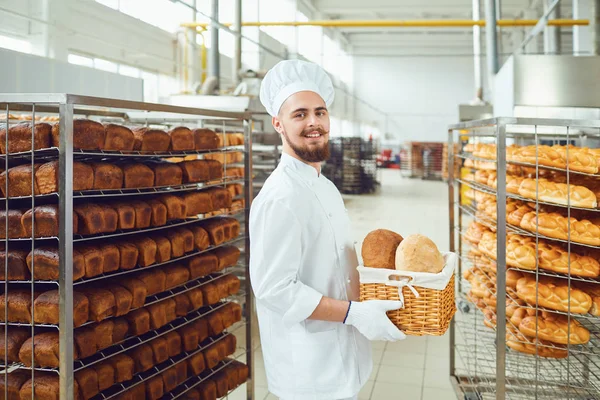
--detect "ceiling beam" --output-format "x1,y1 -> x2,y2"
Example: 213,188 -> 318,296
351,42 -> 474,48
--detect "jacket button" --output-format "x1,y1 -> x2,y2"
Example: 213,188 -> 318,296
328,213 -> 333,217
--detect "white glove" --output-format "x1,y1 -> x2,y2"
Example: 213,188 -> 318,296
344,300 -> 406,341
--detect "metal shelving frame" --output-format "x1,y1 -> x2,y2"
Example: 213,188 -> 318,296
324,137 -> 379,195
447,117 -> 600,400
0,94 -> 254,400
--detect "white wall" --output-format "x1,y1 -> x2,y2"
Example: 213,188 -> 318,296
353,55 -> 482,142
0,47 -> 143,100
0,0 -> 176,74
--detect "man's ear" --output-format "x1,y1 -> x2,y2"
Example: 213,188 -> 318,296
272,116 -> 284,135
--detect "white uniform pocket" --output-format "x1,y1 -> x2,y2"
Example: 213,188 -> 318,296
290,329 -> 347,391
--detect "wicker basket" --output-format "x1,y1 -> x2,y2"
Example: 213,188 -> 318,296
359,274 -> 456,336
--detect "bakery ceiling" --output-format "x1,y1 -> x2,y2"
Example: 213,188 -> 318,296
309,0 -> 576,55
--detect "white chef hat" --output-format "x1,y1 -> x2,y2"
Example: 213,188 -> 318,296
259,59 -> 335,117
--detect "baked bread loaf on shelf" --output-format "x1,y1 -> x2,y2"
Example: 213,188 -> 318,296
52,119 -> 105,151
518,311 -> 590,345
193,128 -> 220,150
520,211 -> 600,246
552,145 -> 599,174
0,163 -> 42,197
132,127 -> 170,152
20,372 -> 82,400
516,275 -> 592,314
506,326 -> 568,359
33,289 -> 89,327
75,368 -> 99,400
103,123 -> 135,151
574,282 -> 600,316
0,372 -> 35,399
0,289 -> 41,323
19,331 -> 78,367
0,249 -> 30,280
91,163 -> 124,190
508,145 -> 565,169
0,122 -> 52,154
168,126 -> 195,151
0,327 -> 30,363
152,163 -> 183,187
518,178 -> 597,208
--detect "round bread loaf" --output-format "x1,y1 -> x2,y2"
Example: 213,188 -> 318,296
395,234 -> 444,273
361,229 -> 403,269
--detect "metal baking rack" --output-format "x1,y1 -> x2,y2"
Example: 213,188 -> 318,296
448,117 -> 600,400
459,260 -> 600,356
0,94 -> 254,400
0,178 -> 245,201
453,313 -> 600,399
0,147 -> 245,166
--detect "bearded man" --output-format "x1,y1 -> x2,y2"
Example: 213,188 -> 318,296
249,60 -> 405,400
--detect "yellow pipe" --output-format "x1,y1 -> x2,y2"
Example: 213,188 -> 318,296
183,28 -> 189,94
198,28 -> 207,84
181,18 -> 589,29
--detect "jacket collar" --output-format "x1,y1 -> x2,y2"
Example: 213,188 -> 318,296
280,152 -> 321,182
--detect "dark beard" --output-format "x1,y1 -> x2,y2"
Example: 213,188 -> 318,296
282,128 -> 330,163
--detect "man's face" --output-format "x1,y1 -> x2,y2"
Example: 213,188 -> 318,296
273,91 -> 331,163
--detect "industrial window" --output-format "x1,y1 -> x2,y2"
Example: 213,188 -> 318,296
0,34 -> 33,54
119,64 -> 141,78
96,0 -> 191,33
94,58 -> 118,73
68,54 -> 94,68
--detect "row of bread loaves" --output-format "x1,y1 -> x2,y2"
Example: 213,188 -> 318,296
0,120 -> 223,154
0,255 -> 241,327
0,310 -> 244,400
0,217 -> 240,281
0,159 -> 223,197
0,188 -> 233,238
1,277 -> 241,368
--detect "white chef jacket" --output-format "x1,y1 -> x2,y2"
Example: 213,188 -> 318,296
249,152 -> 372,400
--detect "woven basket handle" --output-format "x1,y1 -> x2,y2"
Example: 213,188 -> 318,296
385,274 -> 420,304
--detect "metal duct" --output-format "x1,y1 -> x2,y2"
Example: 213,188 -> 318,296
544,0 -> 561,54
484,0 -> 499,76
233,0 -> 242,86
473,0 -> 483,101
593,0 -> 600,54
209,0 -> 220,91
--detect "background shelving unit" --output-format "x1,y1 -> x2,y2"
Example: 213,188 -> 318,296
447,117 -> 600,400
323,137 -> 379,194
0,94 -> 254,400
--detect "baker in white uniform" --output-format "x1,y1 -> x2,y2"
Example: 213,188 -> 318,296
250,59 -> 406,400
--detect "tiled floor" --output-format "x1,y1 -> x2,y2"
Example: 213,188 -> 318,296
229,170 -> 457,399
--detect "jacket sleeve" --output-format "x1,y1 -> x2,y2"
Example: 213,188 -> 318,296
249,199 -> 323,327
